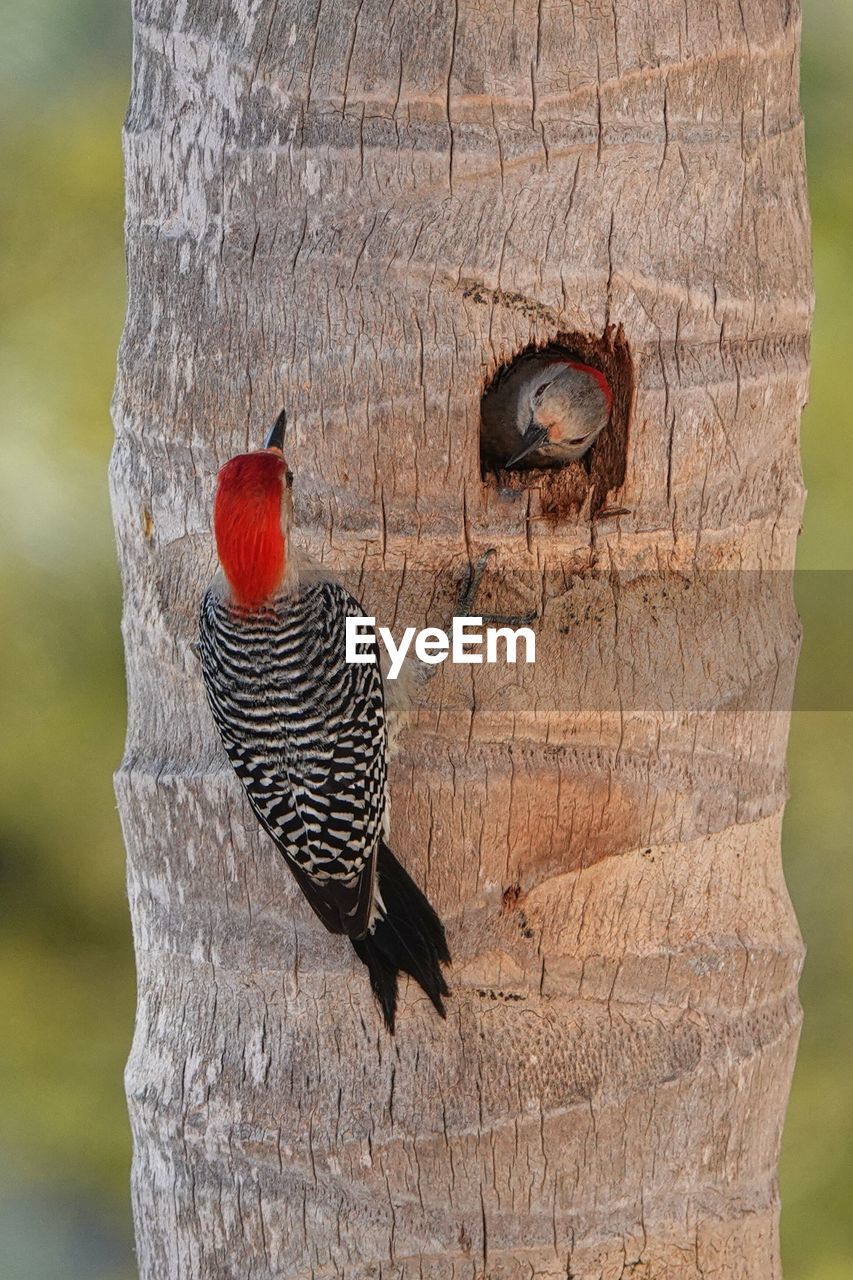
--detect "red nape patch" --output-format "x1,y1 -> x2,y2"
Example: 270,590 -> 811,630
567,360 -> 613,409
214,452 -> 286,609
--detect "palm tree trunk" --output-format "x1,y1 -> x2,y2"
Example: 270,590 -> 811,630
112,1 -> 811,1276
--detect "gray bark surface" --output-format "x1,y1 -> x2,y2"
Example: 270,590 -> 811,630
112,0 -> 811,1276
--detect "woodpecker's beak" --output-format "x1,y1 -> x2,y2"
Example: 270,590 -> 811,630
506,422 -> 550,468
263,408 -> 287,453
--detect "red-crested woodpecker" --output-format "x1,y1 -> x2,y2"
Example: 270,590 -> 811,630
198,411 -> 450,1032
481,353 -> 612,470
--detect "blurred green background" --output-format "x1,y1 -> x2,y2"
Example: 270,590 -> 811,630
0,3 -> 849,1277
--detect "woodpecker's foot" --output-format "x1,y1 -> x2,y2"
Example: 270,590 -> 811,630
188,640 -> 202,661
456,549 -> 538,626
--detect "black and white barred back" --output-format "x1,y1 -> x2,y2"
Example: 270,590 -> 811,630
199,577 -> 450,1030
200,579 -> 386,934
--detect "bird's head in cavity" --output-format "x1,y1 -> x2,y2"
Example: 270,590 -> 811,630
213,409 -> 294,610
509,359 -> 613,467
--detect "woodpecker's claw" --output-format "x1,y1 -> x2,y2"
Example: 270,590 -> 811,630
188,640 -> 202,661
457,549 -> 538,626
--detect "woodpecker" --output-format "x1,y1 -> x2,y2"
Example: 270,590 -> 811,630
481,353 -> 612,470
198,410 -> 450,1032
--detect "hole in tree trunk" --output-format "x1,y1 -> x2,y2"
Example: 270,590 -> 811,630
480,325 -> 633,519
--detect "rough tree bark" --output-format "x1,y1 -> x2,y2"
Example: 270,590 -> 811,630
111,1 -> 811,1277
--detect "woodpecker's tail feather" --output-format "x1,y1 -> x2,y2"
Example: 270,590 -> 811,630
351,841 -> 450,1033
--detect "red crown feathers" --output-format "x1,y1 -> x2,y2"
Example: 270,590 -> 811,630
214,452 -> 286,609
